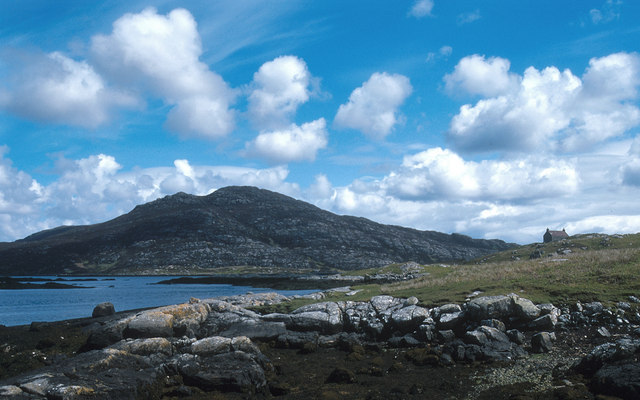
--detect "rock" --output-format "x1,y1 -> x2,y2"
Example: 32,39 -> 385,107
92,302 -> 115,318
466,295 -> 513,321
176,351 -> 268,393
289,302 -> 343,334
629,295 -> 640,303
370,295 -> 401,313
390,305 -> 429,332
477,326 -> 510,343
511,296 -> 540,321
574,338 -> 640,377
506,329 -> 525,345
480,318 -> 506,332
591,361 -> 640,399
326,368 -> 356,384
191,337 -> 232,356
123,311 -> 174,338
618,302 -> 632,311
437,311 -> 465,330
434,304 -> 461,318
597,326 -> 612,338
464,330 -> 489,346
111,338 -> 173,357
437,330 -> 456,343
531,332 -> 553,353
529,313 -> 557,331
583,302 -> 604,316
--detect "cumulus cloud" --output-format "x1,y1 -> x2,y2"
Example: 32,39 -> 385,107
444,54 -> 519,97
0,150 -> 298,241
334,72 -> 412,139
446,52 -> 640,154
91,7 -> 236,139
384,147 -> 579,201
245,118 -> 328,164
1,52 -> 136,128
409,0 -> 434,18
248,55 -> 313,129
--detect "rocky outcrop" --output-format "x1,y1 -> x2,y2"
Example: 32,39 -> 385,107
0,186 -> 514,275
3,292 -> 639,398
573,338 -> 640,399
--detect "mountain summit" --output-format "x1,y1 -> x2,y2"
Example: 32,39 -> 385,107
0,186 -> 513,275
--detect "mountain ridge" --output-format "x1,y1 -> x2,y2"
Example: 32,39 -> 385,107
0,186 -> 515,275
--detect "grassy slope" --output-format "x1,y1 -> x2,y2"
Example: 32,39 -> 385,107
268,233 -> 640,311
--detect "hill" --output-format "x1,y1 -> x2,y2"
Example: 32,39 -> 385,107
0,186 -> 513,275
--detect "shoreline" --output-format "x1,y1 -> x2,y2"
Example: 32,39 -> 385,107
1,291 -> 639,399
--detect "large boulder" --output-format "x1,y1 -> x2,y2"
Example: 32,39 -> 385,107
390,305 -> 429,332
466,295 -> 513,321
288,302 -> 344,334
123,311 -> 174,339
92,302 -> 115,318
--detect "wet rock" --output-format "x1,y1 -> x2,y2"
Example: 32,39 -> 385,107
92,302 -> 115,318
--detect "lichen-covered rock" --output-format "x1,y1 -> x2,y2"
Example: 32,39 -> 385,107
123,311 -> 174,339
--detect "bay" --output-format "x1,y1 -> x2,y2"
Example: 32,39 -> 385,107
0,276 -> 317,326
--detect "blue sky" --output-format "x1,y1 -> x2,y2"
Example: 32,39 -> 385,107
1,0 -> 639,244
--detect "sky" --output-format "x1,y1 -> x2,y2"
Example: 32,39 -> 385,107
0,0 -> 639,244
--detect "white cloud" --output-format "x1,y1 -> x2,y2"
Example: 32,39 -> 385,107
245,118 -> 328,164
447,52 -> 640,154
409,0 -> 434,18
444,54 -> 519,97
382,147 -> 579,201
426,45 -> 452,63
590,0 -> 622,24
0,149 -> 299,241
334,72 -> 412,139
91,7 -> 236,139
2,52 -> 136,128
248,55 -> 312,129
457,10 -> 481,25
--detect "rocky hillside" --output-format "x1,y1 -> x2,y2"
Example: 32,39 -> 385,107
0,186 -> 513,275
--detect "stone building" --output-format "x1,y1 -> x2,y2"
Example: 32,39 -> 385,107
543,228 -> 569,243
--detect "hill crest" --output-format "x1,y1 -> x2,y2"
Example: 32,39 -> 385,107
0,186 -> 515,275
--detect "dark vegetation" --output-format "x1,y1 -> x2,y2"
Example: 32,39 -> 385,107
0,186 -> 514,276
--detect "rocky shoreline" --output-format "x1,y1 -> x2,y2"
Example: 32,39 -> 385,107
1,291 -> 639,399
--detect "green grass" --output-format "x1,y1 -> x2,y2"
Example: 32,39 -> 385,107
315,234 -> 640,309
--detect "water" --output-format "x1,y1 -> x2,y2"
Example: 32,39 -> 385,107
0,276 -> 317,326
